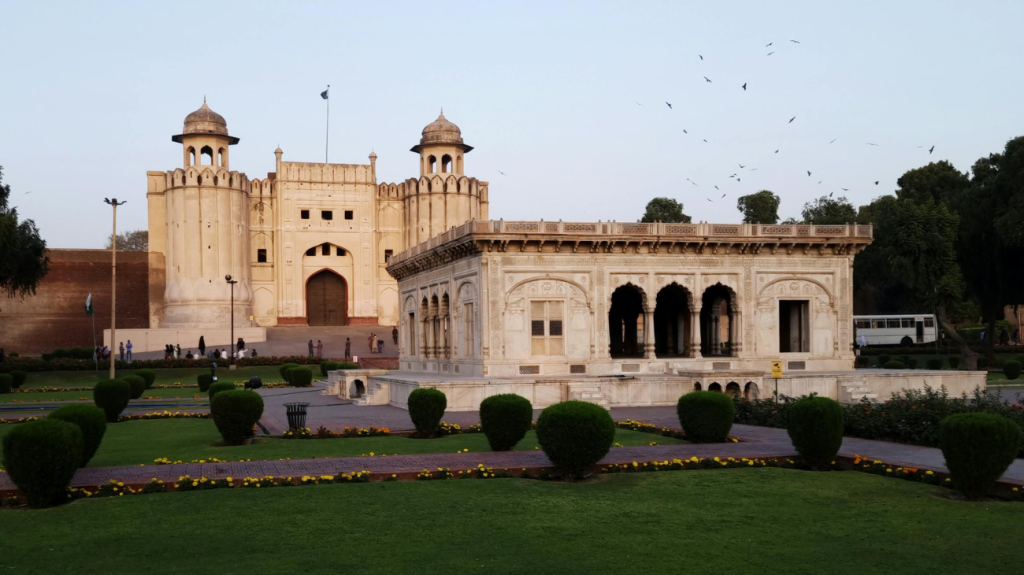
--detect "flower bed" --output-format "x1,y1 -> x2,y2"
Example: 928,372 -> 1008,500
282,426 -> 392,439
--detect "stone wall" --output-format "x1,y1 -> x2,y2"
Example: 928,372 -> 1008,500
0,249 -> 149,355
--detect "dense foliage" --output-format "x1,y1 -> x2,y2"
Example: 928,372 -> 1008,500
1,419 -> 82,507
786,396 -> 844,469
196,374 -> 214,393
939,413 -> 1021,498
0,373 -> 12,394
279,363 -> 301,383
93,379 -> 131,422
479,394 -> 534,451
1003,360 -> 1021,380
134,369 -> 156,388
736,190 -> 780,224
0,166 -> 50,312
208,381 -> 235,399
676,391 -> 735,443
210,390 -> 264,445
123,375 -> 146,399
9,369 -> 26,388
288,367 -> 314,387
536,401 -> 615,478
48,404 -> 107,467
801,195 -> 857,225
407,388 -> 447,437
639,197 -> 691,223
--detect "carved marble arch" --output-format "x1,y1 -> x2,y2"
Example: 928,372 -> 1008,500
758,277 -> 834,307
505,277 -> 591,307
457,281 -> 478,305
404,295 -> 418,314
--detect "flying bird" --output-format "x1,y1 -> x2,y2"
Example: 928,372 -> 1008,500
666,102 -> 672,109
497,170 -> 507,176
706,198 -> 713,202
686,178 -> 699,186
767,52 -> 775,56
736,178 -> 741,182
23,191 -> 32,195
766,42 -> 773,47
635,101 -> 644,106
817,181 -> 822,184
841,188 -> 850,191
739,164 -> 745,169
774,149 -> 779,153
829,138 -> 837,144
703,76 -> 712,83
807,171 -> 812,176
788,116 -> 796,123
703,139 -> 708,143
874,181 -> 879,185
742,82 -> 747,91
790,39 -> 801,44
683,129 -> 688,134
714,186 -> 719,190
829,192 -> 834,198
929,145 -> 935,154
866,143 -> 879,146
699,54 -> 703,61
722,193 -> 727,198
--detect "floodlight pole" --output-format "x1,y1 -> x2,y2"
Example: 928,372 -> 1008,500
105,198 -> 127,379
226,275 -> 238,366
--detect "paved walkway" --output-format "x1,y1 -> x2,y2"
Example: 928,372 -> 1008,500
132,326 -> 400,361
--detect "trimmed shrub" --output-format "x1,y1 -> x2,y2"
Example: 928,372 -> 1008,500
10,370 -> 27,389
949,356 -> 961,369
123,375 -> 146,400
289,367 -> 314,387
854,356 -> 870,368
336,362 -> 359,369
939,413 -> 1021,499
926,358 -> 942,370
787,396 -> 844,470
536,401 -> 615,478
48,404 -> 107,467
479,394 -> 533,451
134,369 -> 156,389
408,388 -> 447,437
320,361 -> 340,377
0,374 -> 12,394
279,362 -> 301,383
197,373 -> 214,392
1,419 -> 83,507
93,379 -> 131,422
878,354 -> 891,366
676,391 -> 735,443
1003,360 -> 1021,381
208,381 -> 236,399
210,390 -> 264,446
900,355 -> 911,366
883,360 -> 905,369
907,358 -> 919,369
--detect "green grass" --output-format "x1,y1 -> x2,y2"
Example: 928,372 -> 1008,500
19,366 -> 289,389
0,419 -> 680,467
0,387 -> 210,403
2,469 -> 1022,574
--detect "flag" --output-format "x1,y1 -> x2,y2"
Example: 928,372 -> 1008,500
85,293 -> 93,316
320,87 -> 329,100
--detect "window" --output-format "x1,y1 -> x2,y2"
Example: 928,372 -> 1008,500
257,249 -> 267,263
408,312 -> 417,355
441,154 -> 452,173
463,303 -> 474,358
531,301 -> 564,356
300,210 -> 310,219
384,249 -> 393,264
200,146 -> 213,165
305,247 -> 316,256
344,210 -> 354,220
335,247 -> 346,256
855,319 -> 871,329
779,300 -> 810,353
887,319 -> 901,329
871,320 -> 883,329
901,318 -> 914,328
321,243 -> 330,256
322,210 -> 333,221
924,318 -> 935,327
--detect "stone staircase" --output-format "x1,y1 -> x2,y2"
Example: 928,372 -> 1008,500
838,377 -> 878,403
567,383 -> 610,407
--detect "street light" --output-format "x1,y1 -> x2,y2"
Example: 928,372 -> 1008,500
104,198 -> 127,379
225,274 -> 238,367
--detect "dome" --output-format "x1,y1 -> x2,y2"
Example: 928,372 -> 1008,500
172,98 -> 239,144
411,109 -> 473,153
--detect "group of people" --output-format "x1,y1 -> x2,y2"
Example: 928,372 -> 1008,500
308,339 -> 324,359
117,340 -> 134,361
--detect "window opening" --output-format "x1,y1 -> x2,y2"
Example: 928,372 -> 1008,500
531,301 -> 564,356
779,300 -> 810,353
257,249 -> 267,263
344,210 -> 354,220
322,210 -> 333,221
301,210 -> 310,219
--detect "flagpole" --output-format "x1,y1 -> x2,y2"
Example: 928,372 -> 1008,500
325,84 -> 330,163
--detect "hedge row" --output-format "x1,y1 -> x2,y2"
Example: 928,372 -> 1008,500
0,355 -> 340,373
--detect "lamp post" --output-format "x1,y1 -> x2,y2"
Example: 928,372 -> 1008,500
225,275 -> 238,367
104,198 -> 127,379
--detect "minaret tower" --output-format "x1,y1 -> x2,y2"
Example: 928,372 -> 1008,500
161,99 -> 252,327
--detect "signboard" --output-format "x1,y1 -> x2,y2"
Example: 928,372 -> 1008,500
771,360 -> 783,379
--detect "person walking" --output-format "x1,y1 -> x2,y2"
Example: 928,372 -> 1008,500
237,338 -> 244,353
174,344 -> 180,359
344,338 -> 351,362
198,336 -> 206,357
126,340 -> 133,362
392,326 -> 398,345
377,338 -> 384,354
316,339 -> 324,358
308,339 -> 314,358
368,333 -> 376,354
119,342 -> 125,362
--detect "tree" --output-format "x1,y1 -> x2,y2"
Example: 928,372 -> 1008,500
800,195 -> 857,225
104,229 -> 148,251
639,197 -> 691,223
736,190 -> 780,224
0,166 -> 49,309
894,160 -> 970,206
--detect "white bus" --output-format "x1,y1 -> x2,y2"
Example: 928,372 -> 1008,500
853,314 -> 937,347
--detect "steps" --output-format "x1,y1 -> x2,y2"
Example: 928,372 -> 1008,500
839,379 -> 878,403
567,384 -> 609,407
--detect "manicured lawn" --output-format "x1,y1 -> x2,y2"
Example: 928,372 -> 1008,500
0,387 -> 210,403
0,419 -> 680,467
20,366 -> 289,388
2,469 -> 1022,574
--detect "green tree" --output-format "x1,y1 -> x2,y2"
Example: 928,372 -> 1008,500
801,195 -> 857,225
639,197 -> 691,223
104,229 -> 148,251
0,166 -> 49,310
894,160 -> 970,206
736,190 -> 780,224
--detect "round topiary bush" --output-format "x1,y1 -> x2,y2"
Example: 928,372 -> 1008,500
1003,360 -> 1021,381
288,367 -> 314,387
536,401 -> 615,478
10,370 -> 27,389
279,363 -> 301,383
93,379 -> 131,422
949,356 -> 961,369
210,390 -> 265,446
320,361 -> 340,377
1,419 -> 83,507
676,390 -> 735,443
408,388 -> 447,437
939,413 -> 1021,499
927,358 -> 943,370
878,354 -> 891,366
907,358 -> 919,369
480,394 -> 534,451
883,360 -> 906,369
208,381 -> 235,399
123,375 -> 146,400
0,374 -> 12,394
48,404 -> 107,467
854,356 -> 870,368
197,373 -> 214,393
134,369 -> 156,389
786,396 -> 844,470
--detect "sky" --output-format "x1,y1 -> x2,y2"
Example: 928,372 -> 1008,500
2,0 -> 1023,249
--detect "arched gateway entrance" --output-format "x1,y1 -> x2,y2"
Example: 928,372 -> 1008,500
306,270 -> 348,326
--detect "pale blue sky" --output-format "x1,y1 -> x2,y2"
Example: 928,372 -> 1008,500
2,0 -> 1022,248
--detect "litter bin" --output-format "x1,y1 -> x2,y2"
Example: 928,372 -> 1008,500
284,402 -> 310,430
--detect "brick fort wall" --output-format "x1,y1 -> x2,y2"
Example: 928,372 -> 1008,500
0,249 -> 149,356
